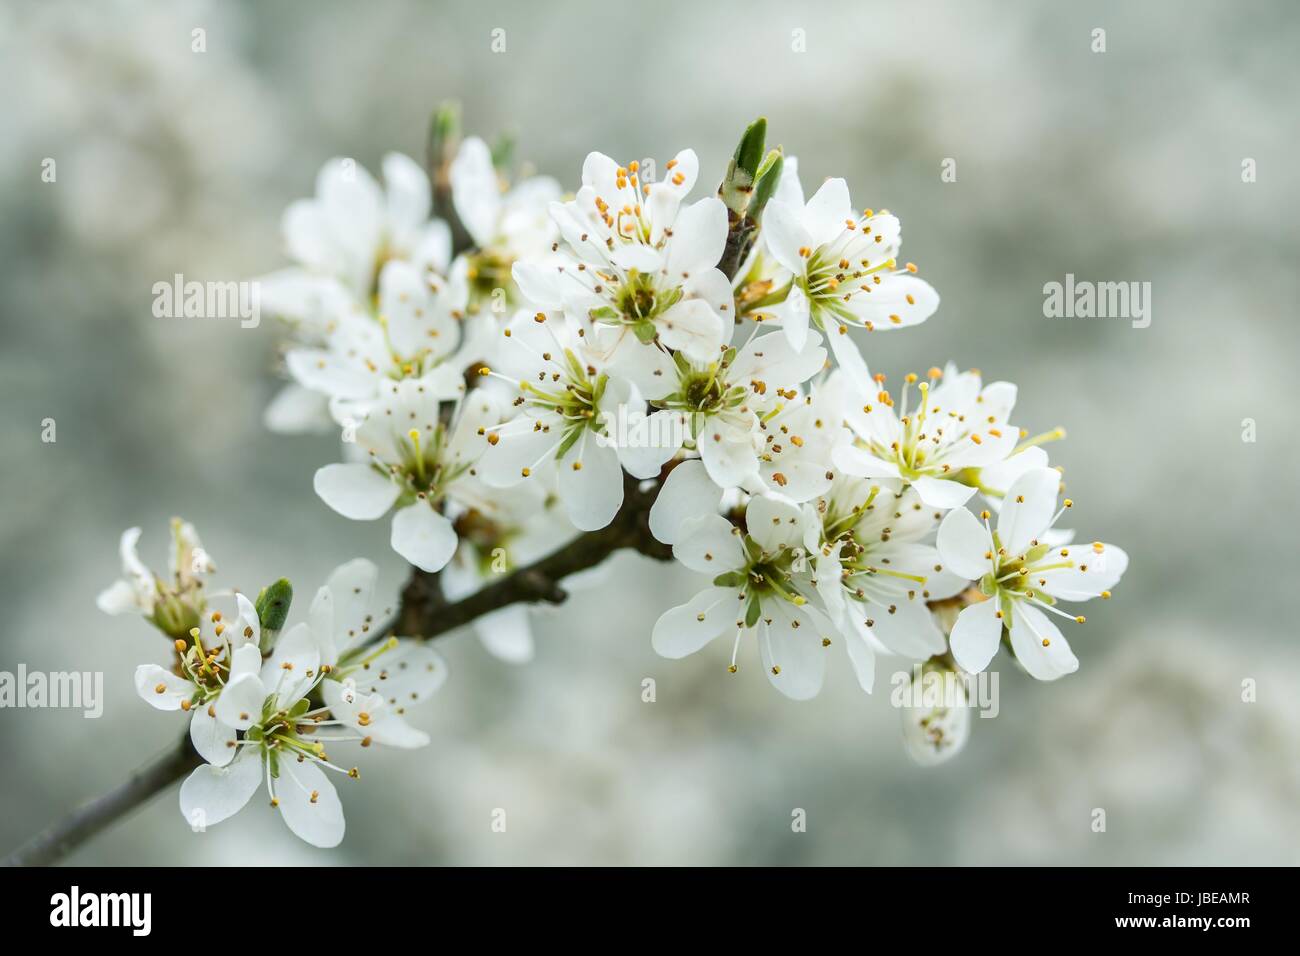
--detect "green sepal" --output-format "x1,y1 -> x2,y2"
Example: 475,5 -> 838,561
720,117 -> 768,215
744,594 -> 762,629
254,579 -> 294,633
490,131 -> 516,171
748,149 -> 784,223
713,571 -> 748,589
554,426 -> 584,462
633,320 -> 658,344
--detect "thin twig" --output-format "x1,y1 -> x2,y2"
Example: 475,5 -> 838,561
2,735 -> 201,867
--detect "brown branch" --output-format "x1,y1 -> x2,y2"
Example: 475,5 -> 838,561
2,735 -> 201,867
1,474 -> 671,867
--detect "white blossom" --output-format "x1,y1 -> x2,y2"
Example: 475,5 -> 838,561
936,468 -> 1127,680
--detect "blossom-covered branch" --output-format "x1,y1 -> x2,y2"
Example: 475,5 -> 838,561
8,111 -> 1130,863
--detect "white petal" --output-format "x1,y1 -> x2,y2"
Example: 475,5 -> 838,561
832,445 -> 901,480
190,705 -> 237,767
286,348 -> 378,400
936,507 -> 993,580
843,629 -> 877,693
948,599 -> 1003,675
744,495 -> 806,554
912,475 -> 978,509
615,409 -> 686,479
649,459 -> 723,545
97,579 -> 142,616
698,417 -> 761,489
133,665 -> 191,711
997,468 -> 1061,556
314,463 -> 400,520
657,298 -> 723,363
900,670 -> 970,766
847,274 -> 939,331
557,438 -> 624,532
263,383 -> 332,434
324,558 -> 378,655
977,447 -> 1049,500
276,758 -> 345,848
802,178 -> 853,246
610,243 -> 663,273
826,325 -> 871,383
475,605 -> 535,663
179,750 -> 262,829
449,137 -> 501,248
383,152 -> 432,240
666,197 -> 727,276
759,602 -> 828,700
778,284 -> 811,353
762,200 -> 811,274
1008,602 -> 1079,681
349,639 -> 448,705
390,503 -> 458,572
214,673 -> 267,731
651,587 -> 735,658
672,514 -> 745,573
265,621 -> 323,708
228,642 -> 263,683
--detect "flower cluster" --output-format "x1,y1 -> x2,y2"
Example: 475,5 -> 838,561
101,116 -> 1129,850
106,521 -> 445,847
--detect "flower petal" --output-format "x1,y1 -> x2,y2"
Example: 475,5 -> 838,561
276,758 -> 345,848
179,749 -> 262,830
314,463 -> 400,520
189,705 -> 237,767
390,503 -> 458,572
134,665 -> 191,711
936,507 -> 993,580
997,468 -> 1061,557
649,459 -> 723,545
652,587 -> 736,659
912,475 -> 977,509
1008,602 -> 1079,681
759,602 -> 829,700
673,514 -> 745,573
948,598 -> 1003,675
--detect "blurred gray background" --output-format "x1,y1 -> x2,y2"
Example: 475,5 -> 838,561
2,0 -> 1298,865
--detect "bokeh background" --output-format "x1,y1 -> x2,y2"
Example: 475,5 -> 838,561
2,0 -> 1298,865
